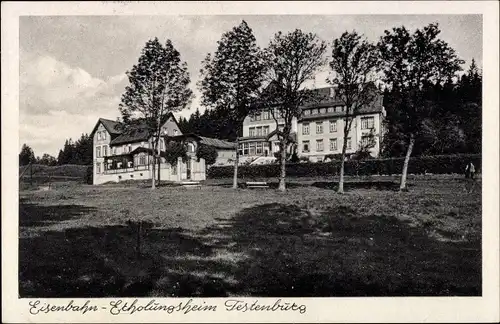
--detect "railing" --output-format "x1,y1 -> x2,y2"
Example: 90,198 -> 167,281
104,165 -> 150,174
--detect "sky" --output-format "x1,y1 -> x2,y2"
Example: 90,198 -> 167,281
19,15 -> 482,156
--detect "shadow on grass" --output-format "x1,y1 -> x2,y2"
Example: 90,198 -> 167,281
19,201 -> 481,297
195,203 -> 480,296
19,201 -> 97,227
311,180 -> 410,191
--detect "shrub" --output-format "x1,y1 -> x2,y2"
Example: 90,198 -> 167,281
196,144 -> 218,166
207,154 -> 481,179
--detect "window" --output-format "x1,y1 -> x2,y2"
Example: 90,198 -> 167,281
361,134 -> 373,147
316,122 -> 323,134
255,113 -> 261,121
249,127 -> 255,137
336,106 -> 342,112
329,120 -> 337,133
302,141 -> 310,153
361,116 -> 375,130
139,154 -> 146,165
173,129 -> 178,135
304,109 -> 311,116
302,123 -> 310,135
330,138 -> 337,151
243,143 -> 249,155
96,146 -> 101,158
103,145 -> 108,157
263,126 -> 270,136
316,139 -> 324,152
102,132 -> 106,140
187,143 -> 195,153
249,143 -> 256,155
113,147 -> 116,155
327,107 -> 335,113
171,164 -> 177,175
256,126 -> 263,136
96,162 -> 101,174
128,145 -> 132,153
97,132 -> 101,140
319,107 -> 326,114
263,111 -> 270,120
256,142 -> 263,155
311,108 -> 318,115
250,115 -> 255,122
347,137 -> 352,150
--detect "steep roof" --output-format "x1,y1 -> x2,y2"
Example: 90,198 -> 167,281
110,127 -> 150,145
93,112 -> 179,146
90,118 -> 123,137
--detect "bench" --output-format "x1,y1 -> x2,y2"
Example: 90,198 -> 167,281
246,181 -> 269,189
180,181 -> 202,189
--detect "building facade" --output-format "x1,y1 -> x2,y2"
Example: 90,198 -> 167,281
239,86 -> 386,163
91,113 -> 235,185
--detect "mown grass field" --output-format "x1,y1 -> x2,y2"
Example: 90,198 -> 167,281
19,175 -> 481,297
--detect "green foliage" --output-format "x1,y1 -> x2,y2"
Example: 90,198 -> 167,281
196,144 -> 218,166
208,154 -> 481,178
163,141 -> 188,167
19,144 -> 36,166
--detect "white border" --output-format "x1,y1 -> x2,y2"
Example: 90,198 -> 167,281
2,1 -> 499,323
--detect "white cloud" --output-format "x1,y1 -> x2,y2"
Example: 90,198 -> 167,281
19,54 -> 125,155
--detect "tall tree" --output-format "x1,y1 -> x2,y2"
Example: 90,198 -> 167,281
199,20 -> 266,189
378,23 -> 464,190
263,29 -> 327,191
328,31 -> 379,193
119,38 -> 192,189
19,144 -> 35,166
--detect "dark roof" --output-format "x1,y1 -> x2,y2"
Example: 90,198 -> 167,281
299,94 -> 384,121
92,112 -> 179,146
198,136 -> 236,149
90,118 -> 123,137
110,128 -> 150,145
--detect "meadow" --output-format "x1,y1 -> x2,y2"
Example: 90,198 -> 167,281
18,175 -> 481,297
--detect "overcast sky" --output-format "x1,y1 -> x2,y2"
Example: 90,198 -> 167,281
19,15 -> 482,156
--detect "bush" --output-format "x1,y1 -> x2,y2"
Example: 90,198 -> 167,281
207,154 -> 481,179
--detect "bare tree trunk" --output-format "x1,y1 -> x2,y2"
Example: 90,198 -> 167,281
151,152 -> 156,190
338,133 -> 349,194
400,133 -> 415,191
157,142 -> 161,186
278,140 -> 286,192
233,137 -> 239,189
338,147 -> 347,194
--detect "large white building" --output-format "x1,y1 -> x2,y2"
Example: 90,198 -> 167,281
239,86 -> 386,163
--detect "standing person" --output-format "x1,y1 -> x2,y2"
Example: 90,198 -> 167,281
469,162 -> 476,180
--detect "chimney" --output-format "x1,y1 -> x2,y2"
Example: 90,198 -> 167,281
329,87 -> 335,98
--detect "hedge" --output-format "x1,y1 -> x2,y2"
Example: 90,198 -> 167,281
207,154 -> 481,179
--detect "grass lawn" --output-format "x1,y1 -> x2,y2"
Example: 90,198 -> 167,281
19,175 -> 481,297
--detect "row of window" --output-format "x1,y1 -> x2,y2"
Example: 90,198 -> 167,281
248,105 -> 349,122
248,125 -> 270,137
302,117 -> 374,135
303,105 -> 346,116
95,160 -> 178,175
302,138 -> 350,153
238,142 -> 271,156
